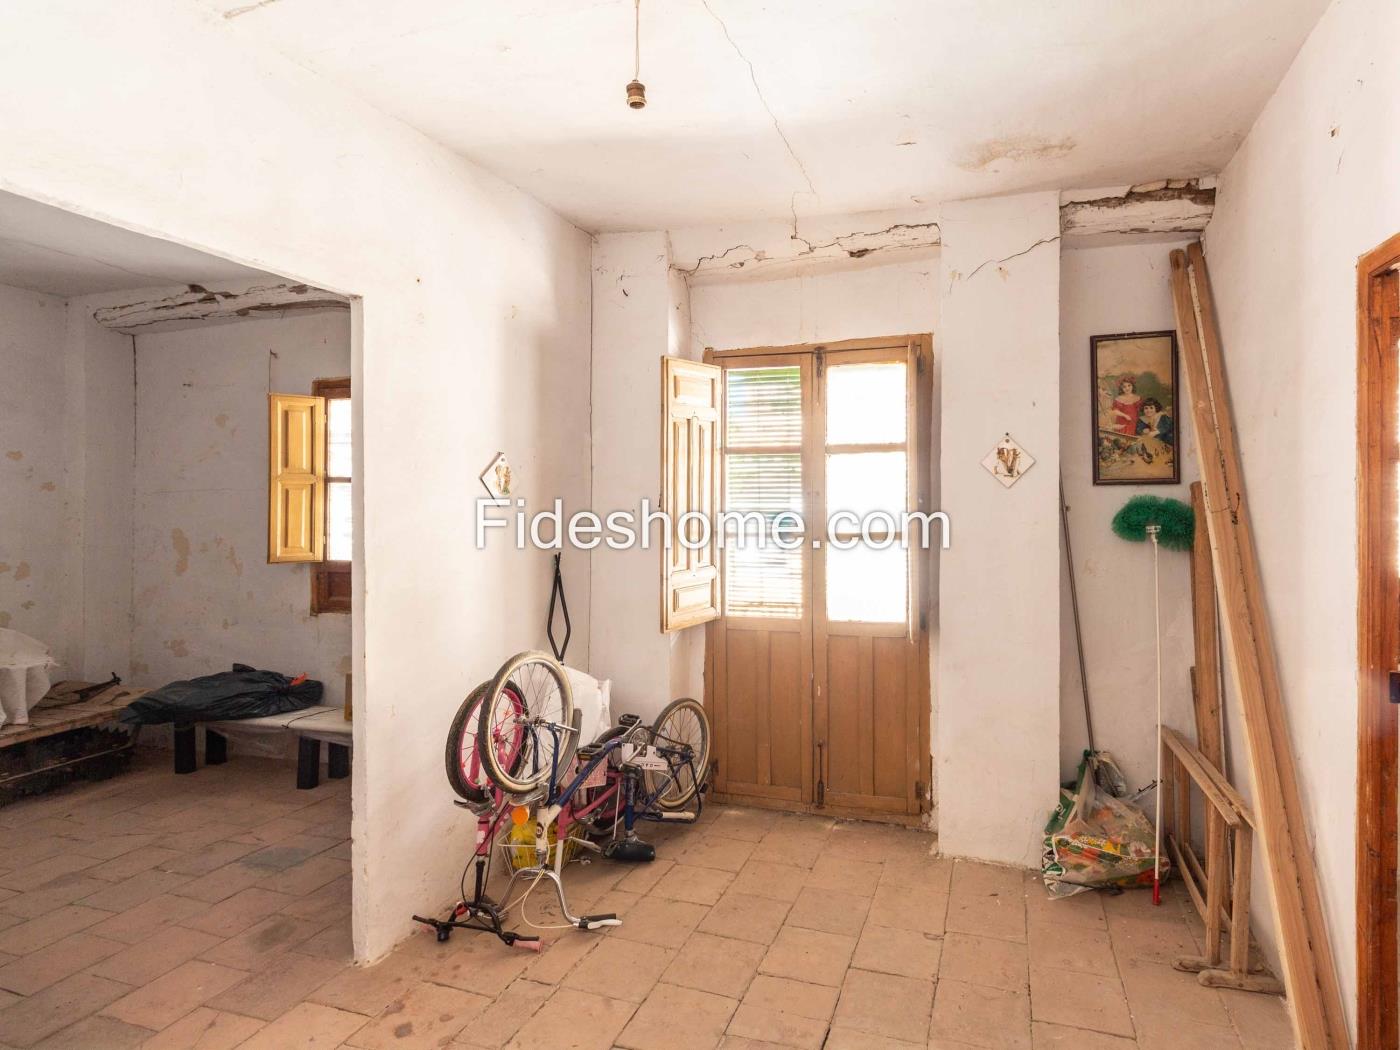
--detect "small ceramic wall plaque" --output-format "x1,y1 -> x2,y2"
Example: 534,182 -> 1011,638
981,434 -> 1034,488
479,452 -> 513,503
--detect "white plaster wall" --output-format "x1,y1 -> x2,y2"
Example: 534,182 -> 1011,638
589,232 -> 677,722
687,255 -> 939,355
0,283 -> 80,669
937,193 -> 1061,867
129,311 -> 352,715
1200,0 -> 1400,1024
0,0 -> 592,962
67,297 -> 135,683
1057,240 -> 1201,790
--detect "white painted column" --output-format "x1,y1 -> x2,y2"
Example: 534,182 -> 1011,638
589,233 -> 699,720
936,193 -> 1061,866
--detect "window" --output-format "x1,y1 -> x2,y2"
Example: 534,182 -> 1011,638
722,364 -> 804,619
312,377 -> 351,614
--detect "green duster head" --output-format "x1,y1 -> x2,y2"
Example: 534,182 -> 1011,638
1111,495 -> 1194,552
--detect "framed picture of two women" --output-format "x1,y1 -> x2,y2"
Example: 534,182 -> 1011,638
1091,330 -> 1180,485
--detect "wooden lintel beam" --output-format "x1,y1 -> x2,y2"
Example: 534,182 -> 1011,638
1061,180 -> 1215,238
93,282 -> 349,331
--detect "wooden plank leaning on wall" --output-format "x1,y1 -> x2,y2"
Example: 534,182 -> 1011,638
1168,243 -> 1349,1050
1189,480 -> 1224,772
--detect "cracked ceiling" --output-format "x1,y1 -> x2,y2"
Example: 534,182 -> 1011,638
202,0 -> 1328,233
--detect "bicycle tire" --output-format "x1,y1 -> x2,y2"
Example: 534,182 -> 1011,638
444,682 -> 524,806
647,697 -> 710,809
475,651 -> 575,796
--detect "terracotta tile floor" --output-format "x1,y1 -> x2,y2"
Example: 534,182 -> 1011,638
0,753 -> 1297,1049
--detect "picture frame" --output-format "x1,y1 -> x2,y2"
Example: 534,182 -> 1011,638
1090,331 -> 1180,485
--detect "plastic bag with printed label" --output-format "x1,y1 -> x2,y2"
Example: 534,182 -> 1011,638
1041,751 -> 1165,899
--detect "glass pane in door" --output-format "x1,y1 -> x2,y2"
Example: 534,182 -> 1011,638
826,362 -> 906,444
826,542 -> 907,623
826,451 -> 907,522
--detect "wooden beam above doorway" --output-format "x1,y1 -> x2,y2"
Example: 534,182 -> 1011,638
92,282 -> 349,331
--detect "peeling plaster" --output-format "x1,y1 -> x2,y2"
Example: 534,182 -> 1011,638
93,282 -> 349,332
679,220 -> 942,280
1060,179 -> 1216,236
676,177 -> 1215,285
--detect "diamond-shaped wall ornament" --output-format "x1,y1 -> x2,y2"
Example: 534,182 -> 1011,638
479,452 -> 513,503
981,434 -> 1035,488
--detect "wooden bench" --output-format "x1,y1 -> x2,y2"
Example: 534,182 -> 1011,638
175,706 -> 352,789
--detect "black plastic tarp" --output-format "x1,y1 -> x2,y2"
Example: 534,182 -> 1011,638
119,663 -> 323,726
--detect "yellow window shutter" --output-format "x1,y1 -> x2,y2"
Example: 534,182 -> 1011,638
268,393 -> 326,564
661,356 -> 721,632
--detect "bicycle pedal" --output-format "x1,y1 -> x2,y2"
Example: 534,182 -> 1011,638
654,810 -> 697,823
578,914 -> 622,931
603,838 -> 656,863
617,713 -> 642,728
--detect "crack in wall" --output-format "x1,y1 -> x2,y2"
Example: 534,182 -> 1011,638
700,0 -> 817,237
677,220 -> 941,278
223,0 -> 280,19
960,234 -> 1061,286
675,176 -> 1211,282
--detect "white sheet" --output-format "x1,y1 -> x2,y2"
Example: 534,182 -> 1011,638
563,665 -> 612,746
0,628 -> 55,727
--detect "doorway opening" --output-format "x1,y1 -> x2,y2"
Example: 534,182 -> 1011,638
1357,231 -> 1400,1050
0,189 -> 366,966
705,334 -> 932,822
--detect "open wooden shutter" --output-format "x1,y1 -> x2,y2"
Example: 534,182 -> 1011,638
268,393 -> 326,564
661,357 -> 721,632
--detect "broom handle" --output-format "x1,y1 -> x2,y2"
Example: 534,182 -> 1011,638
1150,527 -> 1163,901
1058,476 -> 1095,754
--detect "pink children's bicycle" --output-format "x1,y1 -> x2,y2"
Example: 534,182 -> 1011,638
413,651 -> 709,948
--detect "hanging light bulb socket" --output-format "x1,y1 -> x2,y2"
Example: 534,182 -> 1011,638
626,0 -> 646,109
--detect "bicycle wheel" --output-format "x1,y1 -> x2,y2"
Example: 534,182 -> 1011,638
476,651 -> 575,796
444,682 -> 525,806
647,697 -> 710,809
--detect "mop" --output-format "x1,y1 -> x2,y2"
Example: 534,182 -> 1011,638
1111,495 -> 1193,906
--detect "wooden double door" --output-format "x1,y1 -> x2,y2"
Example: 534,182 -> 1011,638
706,335 -> 931,820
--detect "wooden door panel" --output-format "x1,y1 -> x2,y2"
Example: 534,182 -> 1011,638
719,622 -> 806,800
824,635 -> 862,797
871,636 -> 909,800
823,631 -> 915,810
